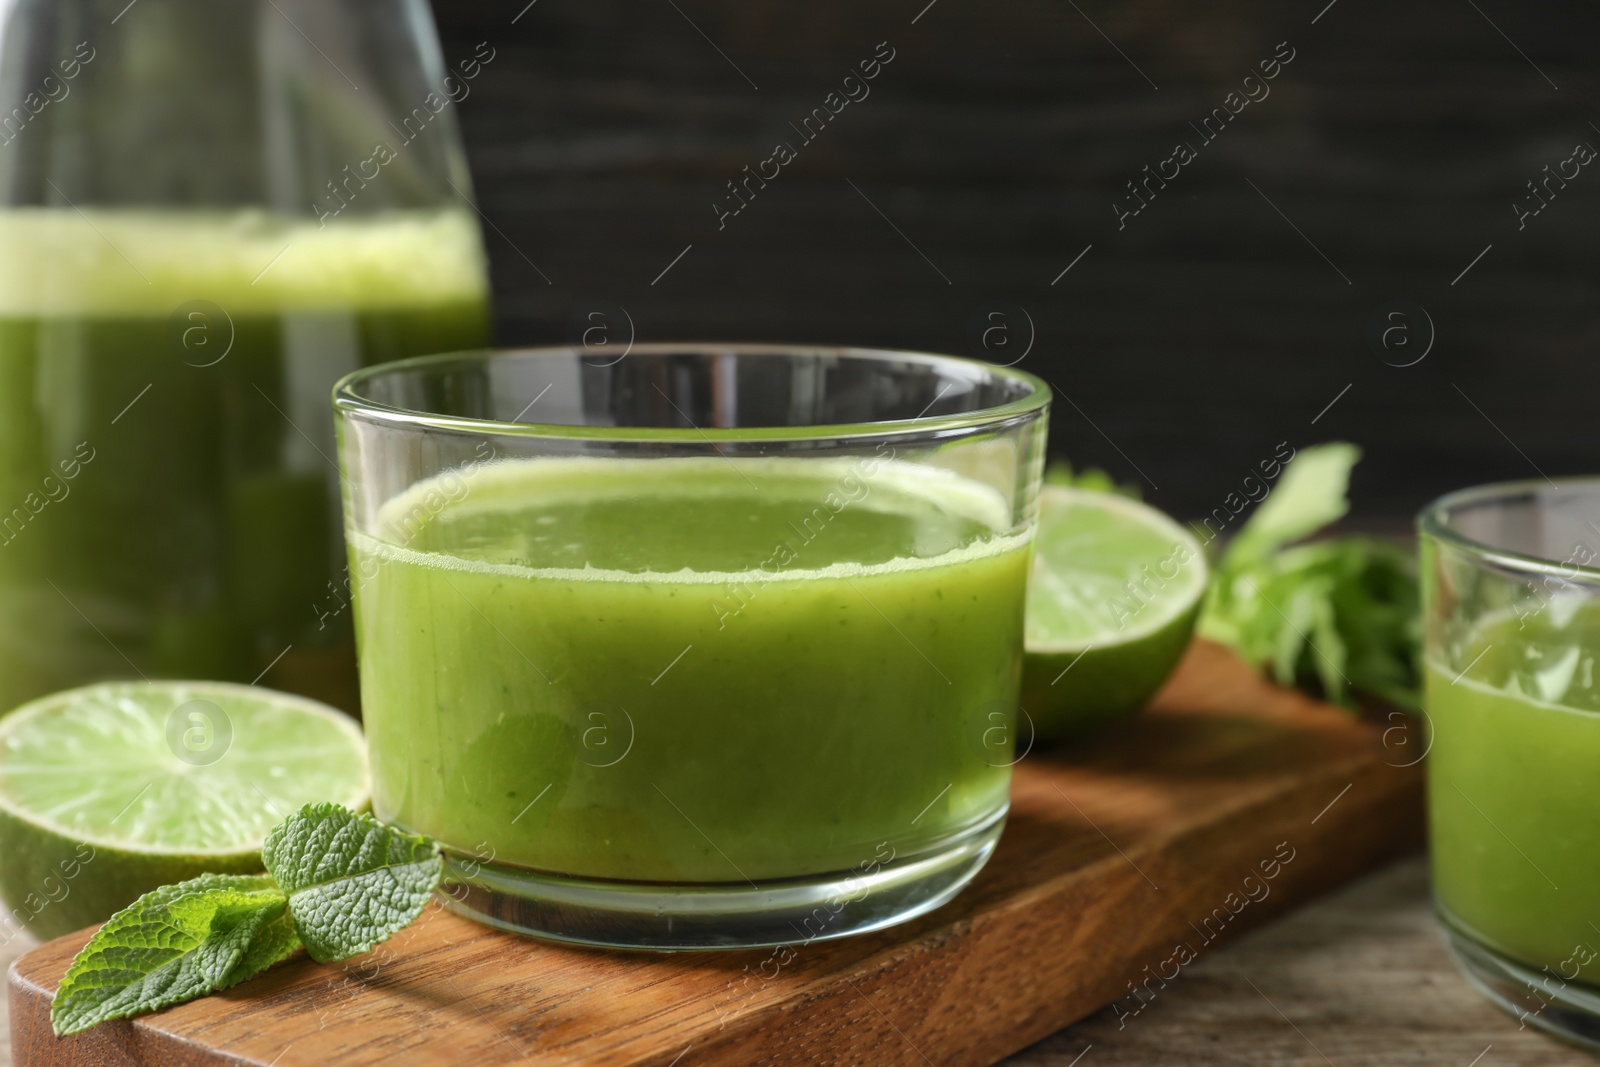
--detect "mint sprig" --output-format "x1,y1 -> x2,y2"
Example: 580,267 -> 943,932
262,802 -> 441,964
49,874 -> 297,1036
51,805 -> 441,1036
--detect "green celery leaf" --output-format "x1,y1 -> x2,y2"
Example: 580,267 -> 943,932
51,874 -> 299,1036
1221,442 -> 1360,570
1306,575 -> 1349,704
261,802 -> 442,964
1202,537 -> 1420,709
1198,442 -> 1421,710
1290,538 -> 1421,707
1043,459 -> 1141,499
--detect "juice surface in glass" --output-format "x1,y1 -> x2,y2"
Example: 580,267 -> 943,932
0,208 -> 489,712
1427,603 -> 1600,982
352,455 -> 1029,882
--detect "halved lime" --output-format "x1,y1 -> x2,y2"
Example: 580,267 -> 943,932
1022,487 -> 1208,741
0,681 -> 367,939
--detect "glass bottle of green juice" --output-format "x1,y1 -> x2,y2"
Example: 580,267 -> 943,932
0,0 -> 492,711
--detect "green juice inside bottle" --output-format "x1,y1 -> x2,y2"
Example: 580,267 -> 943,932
350,456 -> 1030,883
0,208 -> 490,712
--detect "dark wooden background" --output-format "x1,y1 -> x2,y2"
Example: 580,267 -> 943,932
429,0 -> 1598,522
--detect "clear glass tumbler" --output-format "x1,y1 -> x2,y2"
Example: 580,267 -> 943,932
0,0 -> 491,713
1421,480 -> 1600,1046
335,344 -> 1049,949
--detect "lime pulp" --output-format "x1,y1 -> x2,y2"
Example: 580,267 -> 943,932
1022,487 -> 1208,741
0,681 -> 367,939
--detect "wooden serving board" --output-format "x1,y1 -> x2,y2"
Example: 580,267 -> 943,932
9,641 -> 1425,1067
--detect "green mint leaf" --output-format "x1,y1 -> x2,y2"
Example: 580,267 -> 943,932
261,802 -> 442,964
51,874 -> 299,1036
1221,442 -> 1359,570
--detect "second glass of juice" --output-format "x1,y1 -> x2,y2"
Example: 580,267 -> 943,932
336,345 -> 1049,948
1422,481 -> 1600,1046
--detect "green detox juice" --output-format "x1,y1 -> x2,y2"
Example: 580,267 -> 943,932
0,209 -> 488,711
1428,603 -> 1600,983
352,457 -> 1030,883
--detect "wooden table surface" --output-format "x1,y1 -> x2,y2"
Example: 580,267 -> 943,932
4,858 -> 1588,1066
1006,857 -> 1590,1066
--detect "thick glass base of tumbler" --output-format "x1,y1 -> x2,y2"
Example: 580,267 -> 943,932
1442,913 -> 1600,1050
437,808 -> 1006,951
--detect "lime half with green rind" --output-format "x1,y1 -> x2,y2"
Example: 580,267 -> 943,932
0,681 -> 367,939
1022,486 -> 1207,741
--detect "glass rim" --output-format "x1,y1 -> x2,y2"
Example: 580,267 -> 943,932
1417,477 -> 1600,581
332,343 -> 1051,443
